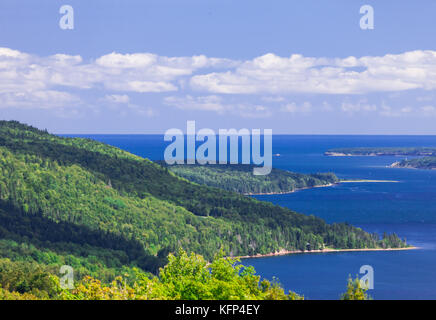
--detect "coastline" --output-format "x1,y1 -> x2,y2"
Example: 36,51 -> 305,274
244,179 -> 399,196
389,162 -> 436,170
325,152 -> 433,157
244,183 -> 337,196
340,179 -> 400,183
236,246 -> 418,260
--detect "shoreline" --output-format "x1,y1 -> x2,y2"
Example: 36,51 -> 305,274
244,179 -> 399,196
340,179 -> 400,183
325,152 -> 434,157
389,162 -> 436,170
236,246 -> 418,260
244,183 -> 337,196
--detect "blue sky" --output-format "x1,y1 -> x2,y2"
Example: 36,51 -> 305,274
1,0 -> 436,134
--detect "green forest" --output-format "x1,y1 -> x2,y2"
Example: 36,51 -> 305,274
0,121 -> 407,299
160,162 -> 339,194
0,249 -> 305,300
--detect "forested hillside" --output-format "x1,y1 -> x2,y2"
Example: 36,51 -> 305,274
160,162 -> 339,194
0,121 -> 408,298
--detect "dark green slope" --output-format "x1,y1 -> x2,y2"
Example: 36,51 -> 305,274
0,121 -> 407,278
159,162 -> 339,194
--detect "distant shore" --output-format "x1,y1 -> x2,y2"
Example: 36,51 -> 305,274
236,246 -> 418,260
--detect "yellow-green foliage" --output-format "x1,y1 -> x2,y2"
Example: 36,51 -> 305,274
0,287 -> 41,300
0,250 -> 302,300
340,276 -> 370,300
0,258 -> 61,299
63,249 -> 302,300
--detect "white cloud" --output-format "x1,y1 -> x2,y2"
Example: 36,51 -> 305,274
190,50 -> 436,95
164,95 -> 226,112
103,94 -> 130,104
163,95 -> 271,118
0,90 -> 80,109
3,47 -> 436,111
0,48 -> 235,108
401,107 -> 413,113
416,95 -> 434,102
420,105 -> 436,116
236,104 -> 272,118
96,52 -> 156,68
338,101 -> 436,118
101,94 -> 155,117
379,104 -> 414,117
341,101 -> 377,113
261,96 -> 285,102
108,80 -> 178,93
126,104 -> 155,117
321,101 -> 333,111
280,102 -> 312,114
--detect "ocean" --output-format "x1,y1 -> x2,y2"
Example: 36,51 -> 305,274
65,134 -> 436,300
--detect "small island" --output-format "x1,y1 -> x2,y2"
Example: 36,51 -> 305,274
325,147 -> 436,157
325,147 -> 436,170
390,157 -> 436,170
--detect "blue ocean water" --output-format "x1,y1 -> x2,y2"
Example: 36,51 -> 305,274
66,134 -> 436,300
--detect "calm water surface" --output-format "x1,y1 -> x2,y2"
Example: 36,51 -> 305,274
65,134 -> 436,299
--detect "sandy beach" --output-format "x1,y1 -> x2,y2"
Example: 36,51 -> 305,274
236,246 -> 418,260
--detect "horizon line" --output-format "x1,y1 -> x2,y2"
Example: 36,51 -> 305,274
57,132 -> 436,136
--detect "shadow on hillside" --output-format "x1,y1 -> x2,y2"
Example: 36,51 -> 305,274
0,200 -> 167,274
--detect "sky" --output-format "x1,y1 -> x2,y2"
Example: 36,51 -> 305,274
1,0 -> 436,134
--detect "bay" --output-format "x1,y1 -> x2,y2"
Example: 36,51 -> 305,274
65,134 -> 436,299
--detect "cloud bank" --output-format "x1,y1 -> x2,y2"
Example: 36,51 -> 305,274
1,47 -> 436,112
191,51 -> 436,94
